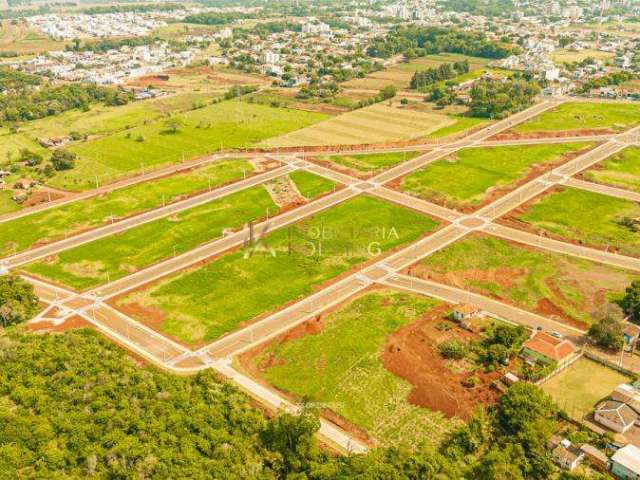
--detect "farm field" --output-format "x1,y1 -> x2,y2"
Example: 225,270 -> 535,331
511,187 -> 640,258
23,184 -> 279,291
396,142 -> 594,210
0,158 -> 255,257
315,150 -> 422,175
242,290 -> 469,447
583,146 -> 640,192
511,102 -> 640,135
261,103 -> 456,148
0,91 -> 222,165
53,101 -> 328,191
342,53 -> 491,90
411,234 -> 635,329
116,196 -> 440,344
541,358 -> 630,420
550,49 -> 616,64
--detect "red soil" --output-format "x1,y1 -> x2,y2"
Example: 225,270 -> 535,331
490,128 -> 615,141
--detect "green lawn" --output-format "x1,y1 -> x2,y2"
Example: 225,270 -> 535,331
320,151 -> 422,174
517,187 -> 640,258
584,146 -> 640,193
288,170 -> 336,200
24,185 -> 278,290
427,115 -> 490,139
51,101 -> 328,191
0,158 -> 253,257
399,143 -> 593,209
513,102 -> 640,134
118,195 -> 440,344
251,290 -> 457,447
0,189 -> 20,215
542,358 -> 631,420
417,234 -> 634,327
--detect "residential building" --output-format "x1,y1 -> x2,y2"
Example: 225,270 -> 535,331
595,400 -> 639,433
580,444 -> 609,472
611,444 -> 640,479
520,331 -> 577,366
612,384 -> 640,413
552,439 -> 584,471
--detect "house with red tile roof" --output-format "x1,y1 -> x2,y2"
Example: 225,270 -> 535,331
521,331 -> 577,367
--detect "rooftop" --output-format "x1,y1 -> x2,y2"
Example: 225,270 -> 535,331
522,331 -> 576,361
611,444 -> 640,473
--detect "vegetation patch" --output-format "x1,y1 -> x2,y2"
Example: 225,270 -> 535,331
288,170 -> 336,200
411,234 -> 635,328
541,358 -> 631,420
584,146 -> 640,193
512,102 -> 640,135
512,187 -> 640,258
0,158 -> 254,257
53,101 -> 327,191
397,142 -> 593,210
117,196 -> 439,344
318,150 -> 422,175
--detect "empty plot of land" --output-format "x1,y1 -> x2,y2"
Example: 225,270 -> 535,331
0,190 -> 21,215
262,104 -> 456,148
508,102 -> 640,137
542,358 -> 630,420
510,187 -> 640,258
411,234 -> 635,329
550,49 -> 616,64
343,54 -> 491,90
116,195 -> 440,345
584,146 -> 640,193
242,289 -> 464,448
315,151 -> 422,176
0,20 -> 66,53
0,158 -> 256,257
54,101 -> 328,191
395,142 -> 594,211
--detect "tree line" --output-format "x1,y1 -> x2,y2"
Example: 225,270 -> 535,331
367,26 -> 521,60
410,60 -> 469,90
469,77 -> 540,119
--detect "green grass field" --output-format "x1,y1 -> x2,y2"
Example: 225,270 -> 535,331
427,115 -> 490,139
50,101 -> 327,191
261,103 -> 456,148
23,185 -> 278,291
516,187 -> 640,258
320,151 -> 422,174
0,92 -> 221,166
416,234 -> 634,327
399,143 -> 593,209
584,147 -> 640,192
250,290 -> 457,447
550,49 -> 615,64
288,170 -> 336,199
118,195 -> 440,344
542,358 -> 630,420
0,158 -> 253,257
513,102 -> 640,134
0,190 -> 20,215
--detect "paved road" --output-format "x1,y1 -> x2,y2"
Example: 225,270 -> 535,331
565,177 -> 640,203
4,165 -> 293,268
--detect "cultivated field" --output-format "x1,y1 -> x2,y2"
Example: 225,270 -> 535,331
411,234 -> 635,329
342,53 -> 492,90
242,290 -> 465,447
510,187 -> 640,258
0,158 -> 255,257
22,171 -> 335,290
395,142 -> 594,210
314,151 -> 422,176
261,103 -> 456,148
54,101 -> 328,191
509,102 -> 640,136
583,146 -> 640,192
116,196 -> 440,344
542,358 -> 630,420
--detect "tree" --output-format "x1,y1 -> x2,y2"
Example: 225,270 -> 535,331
438,340 -> 467,359
50,149 -> 76,171
19,148 -> 43,167
621,280 -> 640,321
588,313 -> 625,351
0,274 -> 39,328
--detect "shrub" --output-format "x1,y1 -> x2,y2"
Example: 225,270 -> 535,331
438,340 -> 467,360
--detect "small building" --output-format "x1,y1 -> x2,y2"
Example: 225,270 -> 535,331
610,444 -> 640,480
613,384 -> 640,413
595,400 -> 639,433
624,325 -> 640,352
521,331 -> 577,367
552,439 -> 584,471
453,304 -> 480,322
580,444 -> 608,472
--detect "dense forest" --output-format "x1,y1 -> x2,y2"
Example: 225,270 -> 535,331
367,26 -> 521,60
0,323 -> 592,479
410,60 -> 470,90
470,77 -> 540,118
